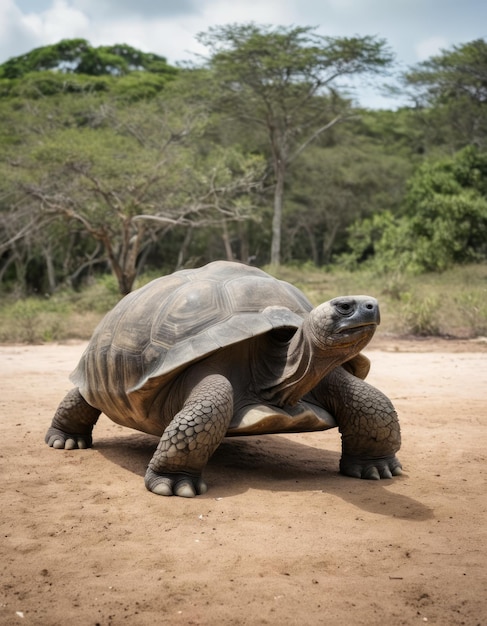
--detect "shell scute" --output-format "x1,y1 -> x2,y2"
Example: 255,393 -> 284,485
151,278 -> 231,349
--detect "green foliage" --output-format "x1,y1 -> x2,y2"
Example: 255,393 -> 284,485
111,72 -> 176,101
344,146 -> 487,273
0,75 -> 266,294
199,24 -> 393,84
0,297 -> 70,343
454,291 -> 487,336
196,23 -> 394,265
399,294 -> 441,336
197,24 -> 393,153
286,118 -> 415,265
0,39 -> 178,102
0,71 -> 109,99
403,39 -> 487,108
1,32 -> 487,296
401,39 -> 487,150
0,39 -> 177,79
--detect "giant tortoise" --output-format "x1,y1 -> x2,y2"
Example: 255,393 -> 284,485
46,261 -> 402,497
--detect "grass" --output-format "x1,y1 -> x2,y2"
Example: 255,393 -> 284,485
1,264 -> 486,344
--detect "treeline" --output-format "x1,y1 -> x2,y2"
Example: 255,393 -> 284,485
1,27 -> 486,295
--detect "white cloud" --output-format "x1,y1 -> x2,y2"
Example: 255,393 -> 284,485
0,0 -> 39,61
414,36 -> 449,61
87,17 -> 207,63
199,0 -> 293,25
22,0 -> 89,41
72,0 -> 201,19
0,0 -> 90,62
73,0 -> 296,65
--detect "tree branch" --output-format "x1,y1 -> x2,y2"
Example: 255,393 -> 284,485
288,115 -> 351,164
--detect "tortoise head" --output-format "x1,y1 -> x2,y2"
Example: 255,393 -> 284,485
260,295 -> 380,407
307,295 -> 379,353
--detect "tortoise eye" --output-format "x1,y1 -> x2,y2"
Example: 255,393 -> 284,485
335,301 -> 354,315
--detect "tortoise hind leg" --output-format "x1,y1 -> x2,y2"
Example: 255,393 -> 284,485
313,366 -> 402,480
46,388 -> 101,450
145,373 -> 233,497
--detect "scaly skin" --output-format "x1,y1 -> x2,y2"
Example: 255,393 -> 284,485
145,373 -> 234,497
45,388 -> 100,450
312,366 -> 402,480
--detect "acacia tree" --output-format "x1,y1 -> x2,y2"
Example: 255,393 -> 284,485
2,87 -> 264,294
196,23 -> 394,265
400,39 -> 487,150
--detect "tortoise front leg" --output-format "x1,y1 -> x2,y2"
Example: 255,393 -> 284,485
313,366 -> 402,480
45,388 -> 101,450
145,373 -> 233,497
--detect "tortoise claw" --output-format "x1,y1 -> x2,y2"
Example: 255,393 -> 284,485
145,468 -> 208,497
340,454 -> 403,480
45,426 -> 92,450
363,466 -> 381,480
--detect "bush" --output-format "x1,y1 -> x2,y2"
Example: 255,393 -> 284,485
0,297 -> 70,343
344,147 -> 487,274
399,294 -> 441,336
454,291 -> 487,336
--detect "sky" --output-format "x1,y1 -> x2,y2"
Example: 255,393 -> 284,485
1,0 -> 486,108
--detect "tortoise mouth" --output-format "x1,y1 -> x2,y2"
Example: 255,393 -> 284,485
336,321 -> 377,334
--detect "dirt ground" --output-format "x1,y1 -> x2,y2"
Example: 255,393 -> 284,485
1,335 -> 486,626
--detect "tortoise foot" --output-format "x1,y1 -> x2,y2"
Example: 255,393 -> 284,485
144,468 -> 208,497
45,426 -> 93,450
340,454 -> 402,480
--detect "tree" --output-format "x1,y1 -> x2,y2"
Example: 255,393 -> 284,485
286,113 -> 415,265
0,39 -> 177,79
1,88 -> 264,294
400,39 -> 487,150
0,39 -> 178,102
196,23 -> 394,265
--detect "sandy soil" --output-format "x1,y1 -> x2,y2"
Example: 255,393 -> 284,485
1,336 -> 486,626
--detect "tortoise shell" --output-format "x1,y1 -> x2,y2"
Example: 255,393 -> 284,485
70,262 -> 318,416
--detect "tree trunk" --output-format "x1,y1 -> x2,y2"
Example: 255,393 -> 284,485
176,227 -> 193,270
43,244 -> 57,294
270,160 -> 286,266
11,241 -> 28,295
221,220 -> 234,261
322,221 -> 340,264
302,222 -> 319,265
238,221 -> 249,263
103,235 -> 133,295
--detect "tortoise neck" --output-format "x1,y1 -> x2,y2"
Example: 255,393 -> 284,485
256,320 -> 344,407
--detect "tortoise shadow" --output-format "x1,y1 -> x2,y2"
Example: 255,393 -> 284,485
95,432 -> 433,521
